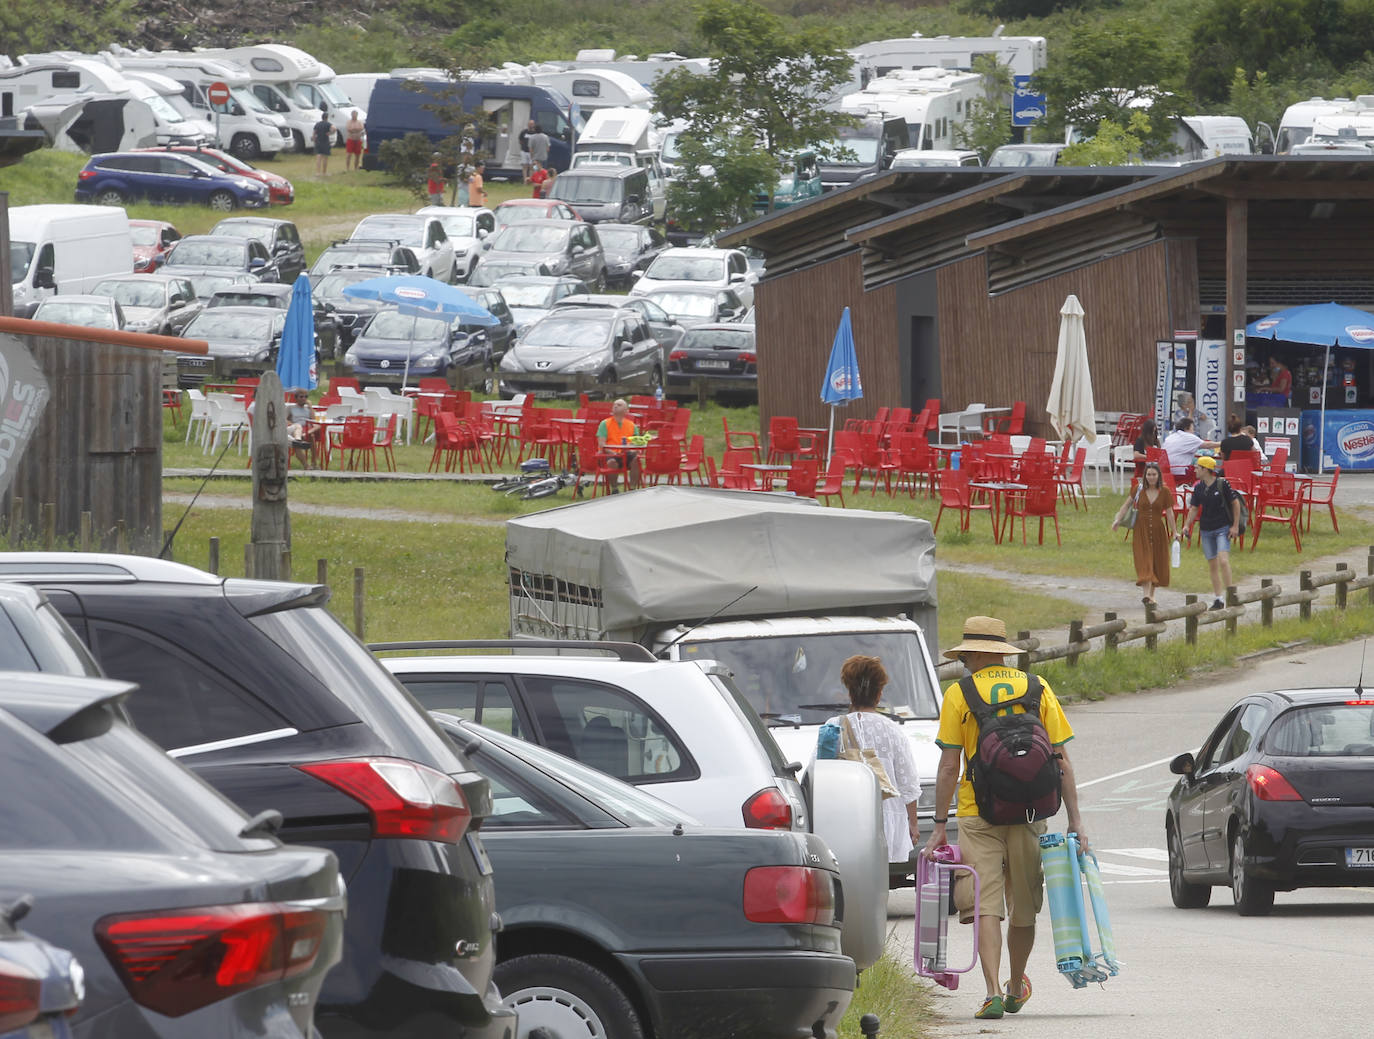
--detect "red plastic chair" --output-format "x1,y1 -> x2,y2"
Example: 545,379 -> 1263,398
934,469 -> 992,534
373,414 -> 398,472
162,388 -> 183,427
1251,472 -> 1303,551
677,435 -> 706,485
1301,465 -> 1340,532
785,458 -> 820,497
642,437 -> 683,485
815,455 -> 848,507
717,449 -> 754,489
339,415 -> 377,472
892,432 -> 937,497
722,416 -> 761,462
1004,477 -> 1062,545
984,401 -> 1026,436
329,376 -> 361,394
1054,446 -> 1088,509
767,416 -> 802,463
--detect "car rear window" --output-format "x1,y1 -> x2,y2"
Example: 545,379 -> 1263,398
1266,704 -> 1374,756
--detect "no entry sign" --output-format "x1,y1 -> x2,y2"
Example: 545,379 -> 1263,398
207,81 -> 231,106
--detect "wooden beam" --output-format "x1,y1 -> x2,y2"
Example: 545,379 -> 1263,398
1200,180 -> 1374,200
1225,197 -> 1247,420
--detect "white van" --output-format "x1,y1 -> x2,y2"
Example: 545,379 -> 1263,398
199,45 -> 330,150
9,205 -> 134,317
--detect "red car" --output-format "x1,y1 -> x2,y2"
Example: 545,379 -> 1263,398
138,145 -> 294,205
493,197 -> 582,228
128,219 -> 181,272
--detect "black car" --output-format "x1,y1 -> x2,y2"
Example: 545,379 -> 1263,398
309,240 -> 422,285
211,216 -> 307,283
206,281 -> 339,358
315,269 -> 396,350
666,322 -> 758,400
1166,688 -> 1374,915
0,672 -> 346,1037
1,554 -> 514,1039
162,234 -> 281,283
594,223 -> 667,287
344,309 -> 494,390
176,305 -> 287,387
431,714 -> 857,1039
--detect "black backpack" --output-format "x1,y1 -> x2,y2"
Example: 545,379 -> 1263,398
960,674 -> 1063,825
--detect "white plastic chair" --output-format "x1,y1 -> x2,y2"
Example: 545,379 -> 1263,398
1077,435 -> 1114,494
184,389 -> 212,446
364,388 -> 415,444
203,397 -> 250,454
1008,434 -> 1031,456
336,386 -> 366,413
1112,444 -> 1137,491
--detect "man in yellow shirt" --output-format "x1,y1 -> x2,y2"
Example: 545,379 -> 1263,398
922,616 -> 1086,1021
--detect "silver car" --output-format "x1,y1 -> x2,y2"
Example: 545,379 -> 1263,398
498,307 -> 663,398
89,274 -> 202,335
478,219 -> 606,291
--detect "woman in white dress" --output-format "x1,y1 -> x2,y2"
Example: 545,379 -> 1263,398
838,655 -> 923,864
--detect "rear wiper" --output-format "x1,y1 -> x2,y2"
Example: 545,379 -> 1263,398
758,712 -> 803,728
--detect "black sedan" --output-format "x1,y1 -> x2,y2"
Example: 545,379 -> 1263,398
1166,688 -> 1374,915
667,323 -> 758,400
431,714 -> 857,1039
161,233 -> 282,282
206,281 -> 339,358
345,308 -> 493,389
176,305 -> 286,387
315,269 -> 393,350
596,222 -> 668,287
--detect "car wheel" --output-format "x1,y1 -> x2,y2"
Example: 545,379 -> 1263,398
1167,824 -> 1210,909
230,133 -> 261,161
94,188 -> 126,206
495,954 -> 645,1039
208,190 -> 237,212
597,368 -> 616,400
1230,830 -> 1274,916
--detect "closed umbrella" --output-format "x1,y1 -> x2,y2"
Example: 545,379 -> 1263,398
1046,294 -> 1097,444
275,273 -> 317,391
820,306 -> 863,460
342,274 -> 498,390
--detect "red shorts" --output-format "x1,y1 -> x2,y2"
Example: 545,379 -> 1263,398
345,138 -> 363,155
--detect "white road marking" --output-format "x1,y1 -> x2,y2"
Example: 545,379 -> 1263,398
1079,756 -> 1176,788
1100,847 -> 1169,861
1095,862 -> 1168,877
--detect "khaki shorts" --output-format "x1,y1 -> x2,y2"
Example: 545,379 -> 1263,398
953,815 -> 1047,927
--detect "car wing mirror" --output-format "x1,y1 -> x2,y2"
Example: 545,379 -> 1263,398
1169,752 -> 1196,777
34,267 -> 56,290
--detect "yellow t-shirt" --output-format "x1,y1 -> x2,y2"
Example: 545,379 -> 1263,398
936,666 -> 1075,818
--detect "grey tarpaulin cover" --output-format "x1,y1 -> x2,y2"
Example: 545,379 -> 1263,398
506,486 -> 936,642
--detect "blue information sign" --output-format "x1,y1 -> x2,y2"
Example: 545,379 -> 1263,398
1012,75 -> 1046,127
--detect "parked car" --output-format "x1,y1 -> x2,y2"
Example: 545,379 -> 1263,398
378,640 -> 809,830
1166,687 -> 1374,915
478,220 -> 605,291
314,268 -> 396,350
642,285 -> 747,328
667,322 -> 758,399
344,308 -> 494,390
309,239 -> 421,284
147,144 -> 295,203
0,895 -> 83,1039
466,258 -> 551,286
183,271 -> 257,302
429,713 -> 856,1039
74,151 -> 270,210
128,218 -> 180,272
986,143 -> 1069,167
890,148 -> 982,168
0,671 -> 346,1038
416,205 -> 497,282
492,198 -> 581,229
458,285 -> 517,363
162,234 -> 280,282
497,307 -> 662,397
210,216 -> 307,283
630,247 -> 758,308
0,554 -> 514,1039
349,214 -> 456,283
493,275 -> 590,333
176,305 -> 286,385
547,165 -> 654,225
30,294 -> 124,331
90,274 -> 202,335
594,222 -> 667,287
205,281 -> 338,358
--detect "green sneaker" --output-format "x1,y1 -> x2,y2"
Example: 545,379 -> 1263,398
975,994 -> 1004,1020
1004,975 -> 1032,1014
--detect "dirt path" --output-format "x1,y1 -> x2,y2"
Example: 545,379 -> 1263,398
162,492 -> 506,527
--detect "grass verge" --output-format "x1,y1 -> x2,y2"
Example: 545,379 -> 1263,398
840,953 -> 937,1039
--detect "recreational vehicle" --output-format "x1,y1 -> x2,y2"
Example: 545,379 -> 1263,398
198,45 -> 330,149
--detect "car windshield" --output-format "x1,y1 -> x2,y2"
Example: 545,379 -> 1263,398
520,316 -> 610,349
186,310 -> 279,340
678,630 -> 940,722
470,262 -> 542,286
143,92 -> 184,124
93,280 -> 166,307
209,291 -> 284,309
827,133 -> 880,164
499,282 -> 557,307
596,227 -> 641,251
892,154 -> 962,168
353,218 -> 424,248
490,225 -> 567,253
552,175 -> 619,203
34,301 -> 115,328
681,328 -> 752,351
316,272 -> 374,297
1265,703 -> 1374,756
315,245 -> 392,272
189,274 -> 250,299
128,225 -> 160,247
317,81 -> 353,107
990,147 -> 1059,167
364,310 -> 447,340
231,86 -> 270,114
649,291 -> 718,317
661,132 -> 682,162
212,222 -> 272,242
436,215 -> 474,237
168,240 -> 245,267
645,254 -> 723,282
9,241 -> 36,281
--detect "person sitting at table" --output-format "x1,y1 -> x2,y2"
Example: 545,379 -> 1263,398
1162,418 -> 1219,479
1218,413 -> 1256,461
1172,392 -> 1217,442
286,389 -> 315,467
597,398 -> 640,493
1132,418 -> 1160,477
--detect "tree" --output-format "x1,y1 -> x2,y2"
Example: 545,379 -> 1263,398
1059,111 -> 1152,165
654,0 -> 857,225
955,55 -> 1015,162
665,135 -> 779,235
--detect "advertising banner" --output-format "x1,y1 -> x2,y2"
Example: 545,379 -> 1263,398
1194,339 -> 1225,438
1301,409 -> 1374,472
0,334 -> 51,498
1154,341 -> 1174,429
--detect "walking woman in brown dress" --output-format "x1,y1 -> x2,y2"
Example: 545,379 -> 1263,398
1110,460 -> 1178,604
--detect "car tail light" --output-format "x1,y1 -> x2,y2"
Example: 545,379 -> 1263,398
299,757 -> 472,842
669,350 -> 685,361
0,961 -> 41,1031
95,903 -> 327,1018
77,169 -> 98,180
742,787 -> 793,830
739,351 -> 757,364
1246,763 -> 1303,801
743,866 -> 835,925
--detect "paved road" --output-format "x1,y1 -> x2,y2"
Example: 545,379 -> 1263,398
886,640 -> 1374,1038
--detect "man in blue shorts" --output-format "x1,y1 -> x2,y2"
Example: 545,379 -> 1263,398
1183,454 -> 1241,610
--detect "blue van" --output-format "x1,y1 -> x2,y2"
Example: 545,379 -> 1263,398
363,77 -> 577,178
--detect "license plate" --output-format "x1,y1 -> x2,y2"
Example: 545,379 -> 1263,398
696,359 -> 731,370
468,833 -> 494,876
1347,847 -> 1374,867
25,1019 -> 58,1039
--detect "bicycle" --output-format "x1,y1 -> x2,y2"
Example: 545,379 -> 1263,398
490,458 -> 582,500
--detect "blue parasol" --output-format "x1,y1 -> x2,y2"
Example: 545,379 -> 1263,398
275,273 -> 317,391
820,306 -> 863,460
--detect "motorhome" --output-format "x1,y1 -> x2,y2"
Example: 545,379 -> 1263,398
9,205 -> 134,317
0,54 -> 123,117
332,72 -> 388,111
364,74 -> 577,177
293,62 -> 367,134
850,33 -> 1048,80
530,67 -> 651,126
107,48 -> 292,159
1303,99 -> 1374,151
549,50 -> 711,90
840,67 -> 984,152
197,45 -> 329,149
1274,96 -> 1360,153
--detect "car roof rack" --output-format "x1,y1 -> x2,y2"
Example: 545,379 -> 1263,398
330,238 -> 403,248
367,638 -> 656,662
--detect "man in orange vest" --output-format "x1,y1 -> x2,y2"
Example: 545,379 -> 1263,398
597,397 -> 640,492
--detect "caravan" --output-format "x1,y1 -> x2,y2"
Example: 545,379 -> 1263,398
840,68 -> 984,151
9,205 -> 134,317
529,67 -> 651,126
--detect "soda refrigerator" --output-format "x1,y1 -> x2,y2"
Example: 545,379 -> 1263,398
1299,409 -> 1374,472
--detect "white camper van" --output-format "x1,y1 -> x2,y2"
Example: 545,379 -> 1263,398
9,205 -> 134,318
199,45 -> 338,149
841,68 -> 983,151
1275,97 -> 1359,153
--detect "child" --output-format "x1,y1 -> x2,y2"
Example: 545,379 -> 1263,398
530,160 -> 549,198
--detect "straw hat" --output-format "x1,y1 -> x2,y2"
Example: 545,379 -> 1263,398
942,615 -> 1022,659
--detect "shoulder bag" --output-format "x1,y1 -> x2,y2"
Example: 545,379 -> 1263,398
840,713 -> 899,800
1120,486 -> 1140,530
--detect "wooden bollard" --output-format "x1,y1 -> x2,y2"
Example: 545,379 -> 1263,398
1104,612 -> 1118,652
1068,619 -> 1083,667
115,520 -> 128,554
208,537 -> 220,575
1261,578 -> 1273,627
317,558 -> 328,587
1226,585 -> 1238,636
353,567 -> 365,638
1300,570 -> 1313,621
1016,630 -> 1031,672
1144,601 -> 1158,650
41,502 -> 55,550
1185,594 -> 1198,645
1337,562 -> 1348,610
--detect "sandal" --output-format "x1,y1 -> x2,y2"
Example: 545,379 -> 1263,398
975,994 -> 1004,1020
1004,975 -> 1032,1014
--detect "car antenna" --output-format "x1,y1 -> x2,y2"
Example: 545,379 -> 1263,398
1357,640 -> 1368,697
657,585 -> 758,656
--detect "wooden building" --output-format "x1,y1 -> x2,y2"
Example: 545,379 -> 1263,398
719,158 -> 1374,437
